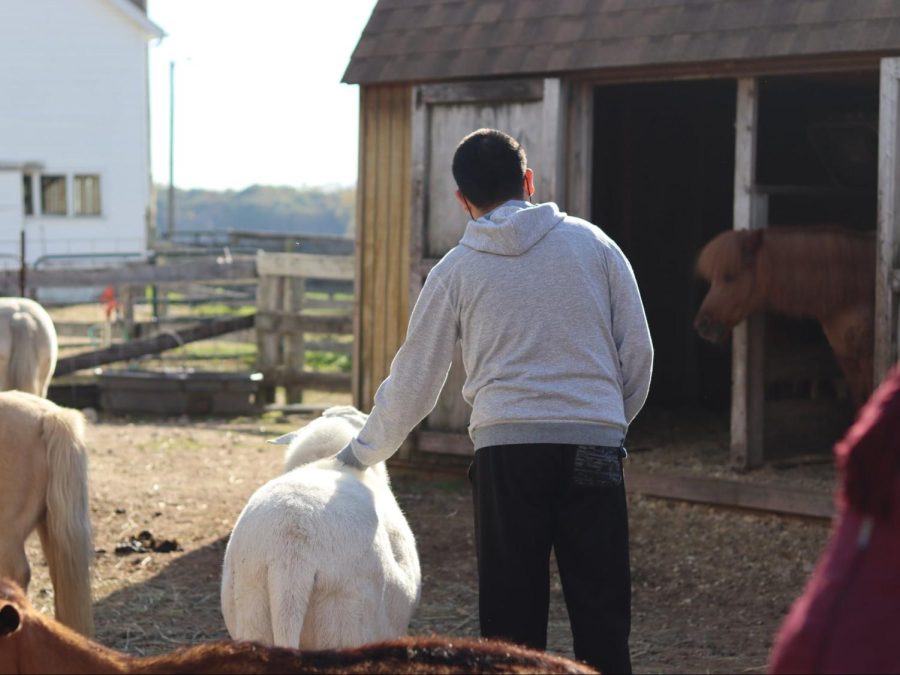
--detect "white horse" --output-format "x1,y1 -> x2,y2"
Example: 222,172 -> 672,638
221,406 -> 421,650
0,391 -> 93,636
0,298 -> 58,397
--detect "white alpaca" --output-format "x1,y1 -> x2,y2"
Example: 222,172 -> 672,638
221,406 -> 421,650
0,298 -> 58,397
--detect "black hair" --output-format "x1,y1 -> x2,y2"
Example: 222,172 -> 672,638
451,128 -> 527,210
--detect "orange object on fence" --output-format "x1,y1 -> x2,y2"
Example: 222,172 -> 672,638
99,286 -> 120,321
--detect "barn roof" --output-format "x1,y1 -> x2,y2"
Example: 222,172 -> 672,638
343,0 -> 900,84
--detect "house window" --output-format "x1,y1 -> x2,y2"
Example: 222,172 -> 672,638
74,175 -> 101,216
40,175 -> 67,215
22,174 -> 34,215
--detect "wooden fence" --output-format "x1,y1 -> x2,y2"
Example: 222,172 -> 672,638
255,251 -> 354,402
13,246 -> 355,401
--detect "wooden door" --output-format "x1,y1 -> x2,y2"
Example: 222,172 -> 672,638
876,58 -> 900,384
409,79 -> 565,442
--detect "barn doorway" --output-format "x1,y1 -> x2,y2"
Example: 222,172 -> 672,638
592,80 -> 736,413
754,72 -> 878,453
591,73 -> 878,458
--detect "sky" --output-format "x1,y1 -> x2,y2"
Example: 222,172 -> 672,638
147,0 -> 378,192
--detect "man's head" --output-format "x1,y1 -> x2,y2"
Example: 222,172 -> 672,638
452,128 -> 534,217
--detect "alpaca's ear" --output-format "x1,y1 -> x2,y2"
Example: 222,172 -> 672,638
268,431 -> 300,445
740,229 -> 763,260
0,603 -> 21,637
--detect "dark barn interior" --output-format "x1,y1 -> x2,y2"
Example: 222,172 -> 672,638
592,73 -> 878,457
592,80 -> 737,413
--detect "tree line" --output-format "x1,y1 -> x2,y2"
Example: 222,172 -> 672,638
156,185 -> 355,238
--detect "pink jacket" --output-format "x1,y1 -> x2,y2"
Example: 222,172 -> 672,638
769,367 -> 900,674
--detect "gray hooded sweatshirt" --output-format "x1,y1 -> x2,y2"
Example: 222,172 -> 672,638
347,200 -> 653,466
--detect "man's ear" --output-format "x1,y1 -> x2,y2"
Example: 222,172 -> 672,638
0,603 -> 21,637
524,168 -> 535,199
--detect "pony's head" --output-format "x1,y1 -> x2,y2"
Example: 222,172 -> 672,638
694,229 -> 766,343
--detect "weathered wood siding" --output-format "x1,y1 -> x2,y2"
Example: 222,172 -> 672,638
354,85 -> 413,455
877,58 -> 900,383
409,79 -> 565,440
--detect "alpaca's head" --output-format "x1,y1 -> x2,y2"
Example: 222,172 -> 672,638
273,406 -> 372,474
320,405 -> 368,431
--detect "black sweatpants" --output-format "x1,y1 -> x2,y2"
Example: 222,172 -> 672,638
470,443 -> 632,674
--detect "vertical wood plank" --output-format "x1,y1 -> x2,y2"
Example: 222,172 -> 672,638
731,78 -> 766,471
119,285 -> 135,340
876,58 -> 900,385
284,276 -> 306,403
352,87 -> 366,409
360,86 -> 379,409
386,87 -> 408,361
540,78 -> 565,203
409,85 -> 428,315
566,80 -> 594,220
398,87 -> 413,334
256,275 -> 282,404
404,84 -> 429,457
396,87 -> 415,460
372,88 -> 392,393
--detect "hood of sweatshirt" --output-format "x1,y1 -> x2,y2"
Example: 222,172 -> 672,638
459,200 -> 566,256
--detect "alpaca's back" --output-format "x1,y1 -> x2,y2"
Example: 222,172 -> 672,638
222,408 -> 420,650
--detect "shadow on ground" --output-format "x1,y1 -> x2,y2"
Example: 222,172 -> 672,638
93,536 -> 230,655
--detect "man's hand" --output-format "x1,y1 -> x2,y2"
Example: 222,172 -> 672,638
336,443 -> 366,470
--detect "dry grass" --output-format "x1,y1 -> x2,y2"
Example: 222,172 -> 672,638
22,406 -> 831,673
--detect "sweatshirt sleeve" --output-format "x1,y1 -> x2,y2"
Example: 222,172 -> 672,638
348,274 -> 460,466
607,244 -> 654,424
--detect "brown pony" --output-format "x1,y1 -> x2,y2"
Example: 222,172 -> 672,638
694,226 -> 875,407
0,578 -> 595,674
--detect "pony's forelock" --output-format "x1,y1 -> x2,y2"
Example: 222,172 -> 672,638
696,231 -> 744,281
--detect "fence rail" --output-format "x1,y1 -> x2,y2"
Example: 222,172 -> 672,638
39,242 -> 356,402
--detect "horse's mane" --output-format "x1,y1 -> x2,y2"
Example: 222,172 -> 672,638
759,226 -> 874,317
696,230 -> 743,282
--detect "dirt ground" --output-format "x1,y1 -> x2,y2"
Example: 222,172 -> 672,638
23,406 -> 832,674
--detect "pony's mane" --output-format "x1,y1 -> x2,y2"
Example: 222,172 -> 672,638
759,226 -> 874,317
696,230 -> 743,282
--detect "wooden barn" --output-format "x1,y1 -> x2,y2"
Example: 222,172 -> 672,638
344,0 -> 900,472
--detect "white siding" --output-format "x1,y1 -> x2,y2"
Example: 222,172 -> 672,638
0,0 -> 157,265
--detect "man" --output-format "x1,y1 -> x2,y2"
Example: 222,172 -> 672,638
337,128 -> 653,673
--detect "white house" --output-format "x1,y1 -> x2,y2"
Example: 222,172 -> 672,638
0,0 -> 162,268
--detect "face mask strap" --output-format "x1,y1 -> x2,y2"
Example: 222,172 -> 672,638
459,188 -> 476,220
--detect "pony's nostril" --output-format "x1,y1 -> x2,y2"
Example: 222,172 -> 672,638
695,316 -> 709,332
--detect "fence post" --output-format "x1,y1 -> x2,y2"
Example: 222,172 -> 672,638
256,275 -> 283,404
120,286 -> 135,340
284,276 -> 306,403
